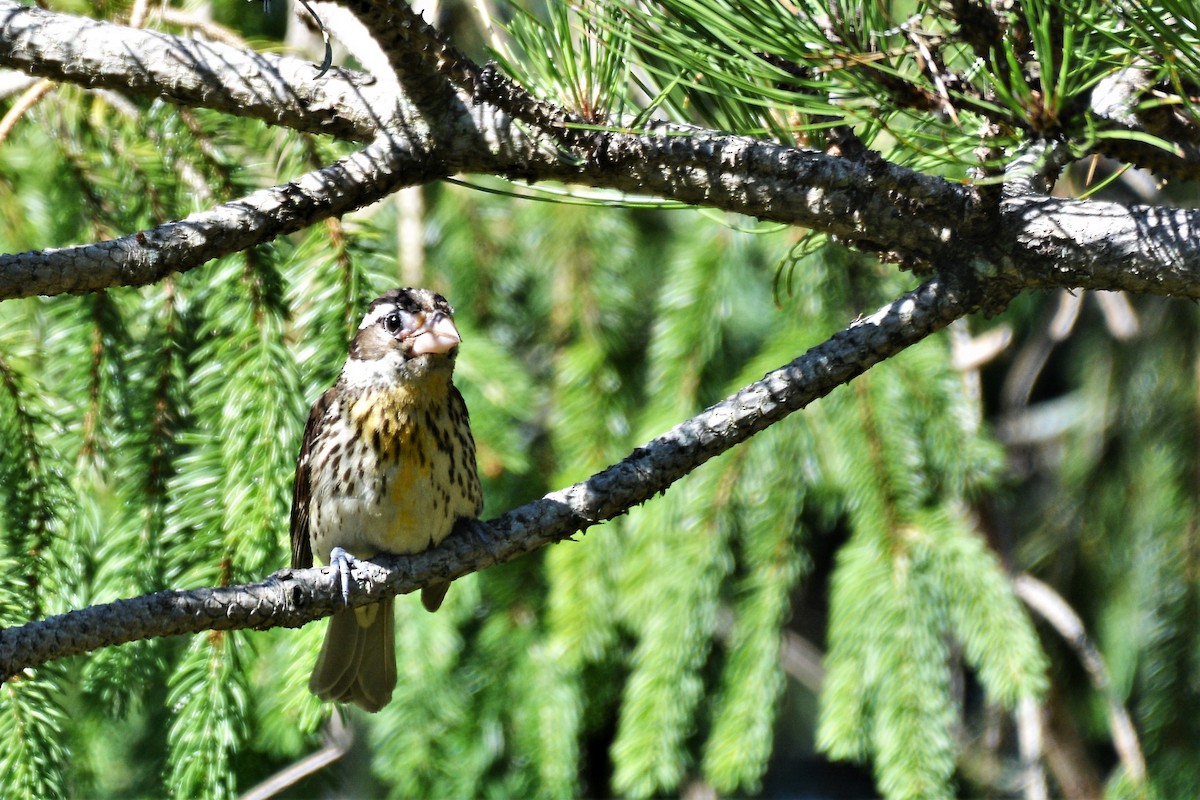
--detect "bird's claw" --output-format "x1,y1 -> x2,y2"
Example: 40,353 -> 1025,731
328,546 -> 360,605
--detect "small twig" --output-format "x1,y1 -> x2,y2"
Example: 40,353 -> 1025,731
949,320 -> 1012,373
1014,574 -> 1147,784
239,713 -> 352,799
1001,290 -> 1076,410
779,629 -> 824,693
154,8 -> 249,48
1094,291 -> 1139,340
128,0 -> 150,28
1016,695 -> 1049,800
0,78 -> 53,146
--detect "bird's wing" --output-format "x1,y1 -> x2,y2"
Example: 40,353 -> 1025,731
290,388 -> 335,569
450,384 -> 485,517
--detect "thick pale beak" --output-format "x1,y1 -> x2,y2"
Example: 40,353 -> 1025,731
409,312 -> 462,356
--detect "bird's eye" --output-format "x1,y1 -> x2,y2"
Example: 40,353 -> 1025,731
382,311 -> 403,334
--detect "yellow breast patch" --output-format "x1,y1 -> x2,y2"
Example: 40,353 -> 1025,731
349,384 -> 425,463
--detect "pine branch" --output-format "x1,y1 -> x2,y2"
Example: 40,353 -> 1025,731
0,0 -> 389,141
0,270 -> 994,679
0,134 -> 439,299
1004,194 -> 1200,295
338,0 -> 478,121
7,1 -> 1200,299
1090,67 -> 1200,182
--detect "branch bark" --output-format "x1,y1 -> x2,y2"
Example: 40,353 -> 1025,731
7,0 -> 1200,301
0,0 -> 392,140
0,270 -> 994,678
0,134 -> 442,299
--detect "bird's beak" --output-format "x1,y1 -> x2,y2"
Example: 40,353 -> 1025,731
408,311 -> 462,356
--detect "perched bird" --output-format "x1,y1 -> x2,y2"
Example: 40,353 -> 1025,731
290,288 -> 483,712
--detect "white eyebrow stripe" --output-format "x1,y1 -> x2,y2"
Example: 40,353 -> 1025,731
358,304 -> 395,330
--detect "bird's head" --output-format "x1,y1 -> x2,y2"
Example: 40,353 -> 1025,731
342,288 -> 462,390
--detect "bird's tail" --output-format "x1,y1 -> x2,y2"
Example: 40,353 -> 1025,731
309,598 -> 396,713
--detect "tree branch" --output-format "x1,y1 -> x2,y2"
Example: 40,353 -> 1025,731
0,0 -> 391,140
0,270 -> 994,678
0,133 -> 442,299
1013,574 -> 1147,785
1090,67 -> 1200,182
1002,195 -> 1200,296
7,1 -> 1200,301
339,0 -> 477,120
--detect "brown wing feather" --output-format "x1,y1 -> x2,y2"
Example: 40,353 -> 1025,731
290,388 -> 335,569
450,383 -> 485,517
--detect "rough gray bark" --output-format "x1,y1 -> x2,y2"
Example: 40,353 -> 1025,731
4,0 -> 1200,299
0,272 -> 989,677
0,135 -> 439,298
0,2 -> 391,138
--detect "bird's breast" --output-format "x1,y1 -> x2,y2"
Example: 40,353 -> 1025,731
307,384 -> 475,564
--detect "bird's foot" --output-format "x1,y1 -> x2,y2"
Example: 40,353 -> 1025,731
328,546 -> 362,605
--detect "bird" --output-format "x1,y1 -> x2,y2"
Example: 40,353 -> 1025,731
289,287 -> 483,712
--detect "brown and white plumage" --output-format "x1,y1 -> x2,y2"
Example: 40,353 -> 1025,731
290,288 -> 483,712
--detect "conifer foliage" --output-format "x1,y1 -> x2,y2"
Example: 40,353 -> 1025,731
2,0 -> 1200,797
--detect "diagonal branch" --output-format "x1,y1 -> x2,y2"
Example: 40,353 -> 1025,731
0,134 -> 444,299
0,0 -> 985,269
1014,574 -> 1146,784
338,0 -> 478,120
0,269 -> 998,679
8,2 -> 1200,299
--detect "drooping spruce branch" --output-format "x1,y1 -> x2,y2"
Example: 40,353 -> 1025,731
0,270 -> 999,679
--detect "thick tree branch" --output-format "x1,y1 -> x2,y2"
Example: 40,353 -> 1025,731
0,270 -> 997,678
1003,195 -> 1200,296
526,120 -> 983,263
0,0 -> 391,140
0,134 -> 446,299
6,1 -> 1200,301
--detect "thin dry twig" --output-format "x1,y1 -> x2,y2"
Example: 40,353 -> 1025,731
239,714 -> 353,799
0,77 -> 53,146
1014,574 -> 1147,784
